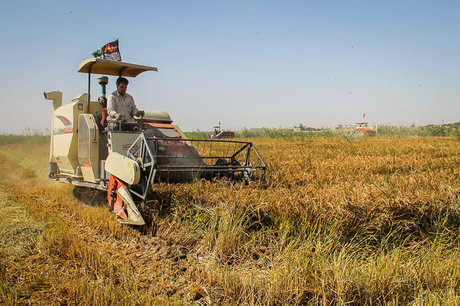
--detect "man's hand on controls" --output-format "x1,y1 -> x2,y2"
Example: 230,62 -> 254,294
114,111 -> 143,120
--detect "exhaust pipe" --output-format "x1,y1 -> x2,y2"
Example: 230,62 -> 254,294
97,76 -> 109,108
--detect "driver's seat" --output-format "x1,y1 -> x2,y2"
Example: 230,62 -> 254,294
102,108 -> 108,130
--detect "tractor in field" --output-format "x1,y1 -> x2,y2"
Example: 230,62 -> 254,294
44,58 -> 266,225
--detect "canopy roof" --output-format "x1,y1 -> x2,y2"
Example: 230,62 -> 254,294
78,58 -> 158,77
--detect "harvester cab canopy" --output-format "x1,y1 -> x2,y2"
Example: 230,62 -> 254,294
78,58 -> 158,113
78,58 -> 158,77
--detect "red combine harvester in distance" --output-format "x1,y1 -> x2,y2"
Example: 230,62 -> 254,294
210,122 -> 235,139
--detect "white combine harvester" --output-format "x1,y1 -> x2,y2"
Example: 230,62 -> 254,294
44,58 -> 266,225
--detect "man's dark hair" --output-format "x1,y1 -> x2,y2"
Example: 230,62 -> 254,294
116,77 -> 129,87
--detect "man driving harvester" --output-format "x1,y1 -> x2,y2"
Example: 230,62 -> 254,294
107,77 -> 145,129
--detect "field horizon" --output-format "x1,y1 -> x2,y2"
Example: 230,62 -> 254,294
2,121 -> 459,140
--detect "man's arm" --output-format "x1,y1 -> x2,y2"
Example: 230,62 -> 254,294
130,95 -> 140,117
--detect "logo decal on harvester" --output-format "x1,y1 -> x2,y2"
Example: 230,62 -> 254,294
54,115 -> 74,135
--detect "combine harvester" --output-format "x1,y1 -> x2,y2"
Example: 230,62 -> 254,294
353,122 -> 377,136
44,58 -> 266,225
210,122 -> 235,139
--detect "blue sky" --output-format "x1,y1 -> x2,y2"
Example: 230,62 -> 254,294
1,0 -> 459,133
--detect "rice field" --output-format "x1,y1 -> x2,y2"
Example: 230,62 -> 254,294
0,136 -> 459,304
